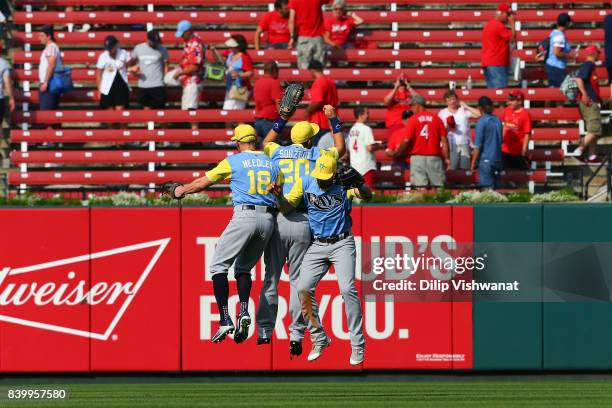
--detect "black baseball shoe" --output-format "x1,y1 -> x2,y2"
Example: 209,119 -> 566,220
233,312 -> 251,344
257,336 -> 271,345
212,317 -> 234,343
289,340 -> 303,359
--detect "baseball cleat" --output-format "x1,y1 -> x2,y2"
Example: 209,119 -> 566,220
257,336 -> 271,345
233,313 -> 251,344
307,336 -> 331,362
212,318 -> 235,343
289,341 -> 303,359
349,348 -> 365,366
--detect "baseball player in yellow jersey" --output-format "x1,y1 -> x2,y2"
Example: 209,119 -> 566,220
268,153 -> 372,365
255,105 -> 346,359
164,124 -> 283,344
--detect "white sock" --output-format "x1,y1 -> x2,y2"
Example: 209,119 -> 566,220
588,154 -> 597,161
574,147 -> 583,156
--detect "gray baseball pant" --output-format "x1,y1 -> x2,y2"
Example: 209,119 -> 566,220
297,36 -> 326,69
297,235 -> 365,350
209,206 -> 276,278
257,211 -> 311,341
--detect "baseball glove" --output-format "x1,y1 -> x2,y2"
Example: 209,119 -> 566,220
336,163 -> 365,189
161,182 -> 184,200
278,83 -> 305,120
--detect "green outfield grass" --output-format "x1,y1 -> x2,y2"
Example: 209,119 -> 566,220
2,379 -> 611,407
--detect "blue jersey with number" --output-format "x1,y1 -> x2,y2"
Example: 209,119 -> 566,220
287,176 -> 354,238
206,151 -> 280,207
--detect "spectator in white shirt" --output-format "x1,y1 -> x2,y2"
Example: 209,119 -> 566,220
437,90 -> 481,170
347,106 -> 384,189
38,25 -> 62,110
96,35 -> 131,111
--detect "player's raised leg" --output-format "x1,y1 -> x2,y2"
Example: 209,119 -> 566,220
298,243 -> 333,361
329,236 -> 365,365
256,223 -> 286,344
283,211 -> 312,357
208,213 -> 259,343
233,208 -> 276,344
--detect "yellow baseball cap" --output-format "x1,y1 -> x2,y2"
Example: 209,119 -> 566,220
231,124 -> 257,143
291,121 -> 320,144
311,154 -> 337,181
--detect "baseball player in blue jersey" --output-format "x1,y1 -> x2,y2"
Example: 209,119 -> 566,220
268,153 -> 372,365
169,124 -> 282,344
255,105 -> 346,359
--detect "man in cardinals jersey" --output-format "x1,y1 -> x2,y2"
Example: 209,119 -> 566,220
306,60 -> 339,149
347,106 -> 385,188
386,110 -> 413,170
254,0 -> 290,50
501,90 -> 532,170
383,75 -> 418,138
396,95 -> 450,188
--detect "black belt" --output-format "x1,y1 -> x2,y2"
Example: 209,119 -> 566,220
315,232 -> 350,244
239,204 -> 277,214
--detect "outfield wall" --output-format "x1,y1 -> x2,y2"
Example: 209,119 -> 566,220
0,205 -> 609,372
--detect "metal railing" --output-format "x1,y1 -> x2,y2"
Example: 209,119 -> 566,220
583,148 -> 612,201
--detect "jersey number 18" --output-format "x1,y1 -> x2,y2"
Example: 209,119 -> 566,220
247,170 -> 271,194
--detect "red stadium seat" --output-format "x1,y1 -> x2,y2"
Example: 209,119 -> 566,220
11,150 -> 233,164
18,87 -> 608,105
10,127 -> 579,144
13,29 -> 603,46
12,9 -> 612,25
10,108 -> 583,125
13,0 -> 609,5
11,128 -> 236,143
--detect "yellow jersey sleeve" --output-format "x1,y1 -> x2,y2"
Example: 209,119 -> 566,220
205,158 -> 232,183
323,147 -> 339,160
284,178 -> 304,207
346,188 -> 357,200
264,142 -> 280,157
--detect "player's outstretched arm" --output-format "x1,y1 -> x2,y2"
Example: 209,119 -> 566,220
324,105 -> 346,157
175,175 -> 215,197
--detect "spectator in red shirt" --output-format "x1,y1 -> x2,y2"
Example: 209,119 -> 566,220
254,0 -> 290,50
383,74 -> 418,137
289,0 -> 331,69
481,3 -> 516,89
385,109 -> 413,170
172,20 -> 206,129
501,90 -> 532,170
396,95 -> 449,189
223,35 -> 254,110
253,61 -> 283,145
305,60 -> 339,149
324,0 -> 364,50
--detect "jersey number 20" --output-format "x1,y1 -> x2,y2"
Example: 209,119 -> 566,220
247,170 -> 270,194
279,158 -> 310,184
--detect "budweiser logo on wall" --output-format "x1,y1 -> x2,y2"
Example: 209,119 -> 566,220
0,238 -> 170,340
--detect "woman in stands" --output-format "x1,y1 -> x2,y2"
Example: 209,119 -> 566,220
38,25 -> 62,110
323,0 -> 364,50
96,35 -> 131,113
222,35 -> 254,110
